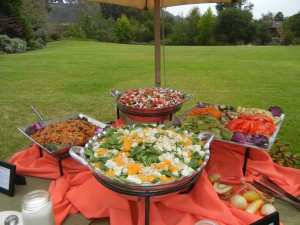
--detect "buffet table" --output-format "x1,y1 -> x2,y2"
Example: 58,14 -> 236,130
0,176 -> 299,225
1,89 -> 299,225
2,140 -> 300,225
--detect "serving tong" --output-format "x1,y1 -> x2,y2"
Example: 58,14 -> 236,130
252,175 -> 300,210
31,105 -> 45,121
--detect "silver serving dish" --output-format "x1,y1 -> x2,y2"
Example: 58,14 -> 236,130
18,107 -> 107,158
69,130 -> 213,194
179,103 -> 285,151
220,114 -> 285,151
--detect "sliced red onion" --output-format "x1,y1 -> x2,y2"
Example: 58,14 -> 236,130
268,106 -> 282,117
232,132 -> 269,148
32,122 -> 43,131
95,127 -> 104,133
231,132 -> 248,144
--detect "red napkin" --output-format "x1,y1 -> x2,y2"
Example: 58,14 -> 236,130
8,141 -> 300,225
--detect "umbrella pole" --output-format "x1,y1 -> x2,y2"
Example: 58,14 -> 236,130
154,0 -> 161,87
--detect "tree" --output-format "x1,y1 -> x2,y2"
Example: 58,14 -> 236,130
274,12 -> 284,22
21,0 -> 48,42
284,13 -> 300,38
161,10 -> 176,38
77,1 -> 103,39
216,0 -> 253,13
185,7 -> 201,45
100,3 -> 143,21
0,0 -> 48,49
0,0 -> 26,38
170,7 -> 200,45
129,10 -> 155,43
130,17 -> 153,42
197,8 -> 216,45
114,14 -> 133,43
62,0 -> 118,42
215,8 -> 256,44
255,19 -> 272,45
170,17 -> 189,45
281,12 -> 300,44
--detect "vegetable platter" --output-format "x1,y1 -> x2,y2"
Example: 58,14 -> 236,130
177,103 -> 285,150
18,113 -> 107,158
69,124 -> 213,193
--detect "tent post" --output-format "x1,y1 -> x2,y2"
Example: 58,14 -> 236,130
154,0 -> 161,87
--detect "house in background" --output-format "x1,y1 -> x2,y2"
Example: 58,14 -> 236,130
49,0 -> 78,4
48,2 -> 80,24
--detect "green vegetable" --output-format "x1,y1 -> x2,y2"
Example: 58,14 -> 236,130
182,115 -> 232,140
221,128 -> 233,140
84,147 -> 94,159
130,144 -> 160,166
154,133 -> 161,138
105,128 -> 118,136
92,156 -> 109,164
188,152 -> 202,170
152,177 -> 161,183
100,132 -> 121,149
161,170 -> 173,177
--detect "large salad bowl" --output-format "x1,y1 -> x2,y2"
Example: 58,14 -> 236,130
70,125 -> 213,195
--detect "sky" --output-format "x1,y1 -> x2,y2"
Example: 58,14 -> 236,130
166,0 -> 300,19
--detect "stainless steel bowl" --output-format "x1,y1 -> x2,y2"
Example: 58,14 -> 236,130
70,129 -> 213,194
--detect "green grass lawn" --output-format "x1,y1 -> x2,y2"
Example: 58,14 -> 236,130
1,40 -> 300,160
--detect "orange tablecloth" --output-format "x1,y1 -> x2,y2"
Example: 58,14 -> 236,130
9,141 -> 300,225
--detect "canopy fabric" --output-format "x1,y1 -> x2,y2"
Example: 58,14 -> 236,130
90,0 -> 233,9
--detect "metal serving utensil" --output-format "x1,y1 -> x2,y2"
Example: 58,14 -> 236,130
31,105 -> 45,121
252,180 -> 300,210
198,132 -> 215,149
111,89 -> 122,99
260,176 -> 300,203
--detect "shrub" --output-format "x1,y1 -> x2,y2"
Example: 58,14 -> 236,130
281,30 -> 294,45
0,35 -> 11,49
33,28 -> 48,43
114,15 -> 134,43
48,24 -> 67,41
197,8 -> 217,45
293,38 -> 300,45
0,34 -> 27,53
63,24 -> 86,39
10,38 -> 27,53
27,38 -> 45,50
50,32 -> 62,41
271,37 -> 281,45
